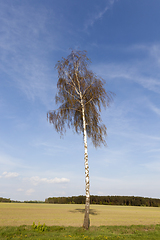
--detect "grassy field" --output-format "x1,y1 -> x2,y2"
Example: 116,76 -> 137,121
1,203 -> 160,227
1,224 -> 160,239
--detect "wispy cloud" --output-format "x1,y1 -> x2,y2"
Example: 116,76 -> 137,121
0,153 -> 27,171
143,161 -> 160,173
148,103 -> 160,116
149,44 -> 160,65
84,0 -> 118,30
93,44 -> 160,94
29,176 -> 70,186
0,1 -> 57,105
30,140 -> 69,157
85,6 -> 109,29
2,171 -> 19,178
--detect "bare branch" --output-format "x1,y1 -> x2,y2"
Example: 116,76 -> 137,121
63,88 -> 81,103
48,107 -> 82,113
64,80 -> 75,89
60,107 -> 82,113
64,70 -> 80,96
72,54 -> 82,96
75,69 -> 81,94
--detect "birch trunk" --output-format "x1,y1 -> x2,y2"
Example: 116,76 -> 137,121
81,103 -> 90,230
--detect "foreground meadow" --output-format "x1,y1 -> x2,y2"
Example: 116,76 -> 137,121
1,203 -> 160,226
1,224 -> 160,239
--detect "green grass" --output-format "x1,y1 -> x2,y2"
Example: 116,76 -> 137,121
1,224 -> 160,239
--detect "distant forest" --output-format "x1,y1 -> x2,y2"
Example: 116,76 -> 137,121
1,196 -> 160,207
46,195 -> 160,207
0,197 -> 11,203
0,198 -> 43,203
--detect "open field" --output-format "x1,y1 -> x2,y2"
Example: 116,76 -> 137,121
1,203 -> 160,227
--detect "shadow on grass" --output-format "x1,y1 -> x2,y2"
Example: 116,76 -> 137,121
69,208 -> 99,215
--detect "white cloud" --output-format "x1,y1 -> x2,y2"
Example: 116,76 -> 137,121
29,176 -> 70,186
2,171 -> 19,178
17,188 -> 24,192
26,188 -> 35,196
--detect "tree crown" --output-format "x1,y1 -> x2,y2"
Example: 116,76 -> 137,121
47,50 -> 114,147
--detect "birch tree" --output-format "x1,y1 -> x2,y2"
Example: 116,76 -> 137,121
47,50 -> 114,230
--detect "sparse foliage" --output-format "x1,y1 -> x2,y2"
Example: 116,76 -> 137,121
47,50 -> 114,229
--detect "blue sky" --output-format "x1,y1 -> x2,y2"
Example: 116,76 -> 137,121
1,0 -> 160,201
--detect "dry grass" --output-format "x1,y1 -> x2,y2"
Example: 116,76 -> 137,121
1,203 -> 160,227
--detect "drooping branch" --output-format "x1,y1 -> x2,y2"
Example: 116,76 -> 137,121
82,81 -> 95,96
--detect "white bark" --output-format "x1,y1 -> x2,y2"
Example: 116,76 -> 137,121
74,65 -> 90,229
81,100 -> 90,229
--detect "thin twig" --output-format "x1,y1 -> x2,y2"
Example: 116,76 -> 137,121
84,96 -> 94,106
83,81 -> 95,96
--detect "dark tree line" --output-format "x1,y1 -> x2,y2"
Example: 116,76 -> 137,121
0,197 -> 11,202
1,195 -> 160,207
45,195 -> 160,207
0,198 -> 43,203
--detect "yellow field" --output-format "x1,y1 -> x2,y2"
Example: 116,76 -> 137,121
1,203 -> 160,227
